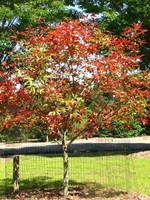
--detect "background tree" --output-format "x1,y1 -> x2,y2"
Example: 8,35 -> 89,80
96,120 -> 145,138
0,19 -> 150,196
65,0 -> 150,70
0,0 -> 69,63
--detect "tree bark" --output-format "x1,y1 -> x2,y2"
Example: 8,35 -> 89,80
62,131 -> 69,197
13,156 -> 19,193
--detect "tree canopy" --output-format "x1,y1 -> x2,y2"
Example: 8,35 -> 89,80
65,0 -> 150,69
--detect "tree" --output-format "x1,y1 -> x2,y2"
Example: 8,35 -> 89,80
0,0 -> 69,63
65,0 -> 150,70
65,0 -> 150,131
0,19 -> 150,196
0,0 -> 70,141
96,120 -> 145,138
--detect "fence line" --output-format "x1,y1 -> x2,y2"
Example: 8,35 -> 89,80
0,140 -> 150,197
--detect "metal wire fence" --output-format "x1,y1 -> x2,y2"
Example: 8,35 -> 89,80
0,139 -> 150,197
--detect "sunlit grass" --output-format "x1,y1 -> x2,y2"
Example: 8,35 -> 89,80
0,152 -> 149,196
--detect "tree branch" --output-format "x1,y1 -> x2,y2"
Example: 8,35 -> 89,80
67,128 -> 87,147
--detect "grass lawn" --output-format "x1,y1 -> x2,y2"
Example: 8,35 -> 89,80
0,152 -> 150,196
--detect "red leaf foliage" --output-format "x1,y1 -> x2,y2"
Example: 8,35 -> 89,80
0,19 -> 149,143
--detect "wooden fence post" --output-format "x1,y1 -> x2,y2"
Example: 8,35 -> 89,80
13,156 -> 20,193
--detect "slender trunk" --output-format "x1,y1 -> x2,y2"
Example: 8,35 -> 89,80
62,131 -> 69,197
46,135 -> 49,142
13,156 -> 19,193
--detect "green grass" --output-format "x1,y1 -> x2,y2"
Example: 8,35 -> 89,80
0,152 -> 150,196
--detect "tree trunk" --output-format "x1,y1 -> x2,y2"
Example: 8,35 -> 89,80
62,131 -> 69,197
13,156 -> 19,193
46,135 -> 49,142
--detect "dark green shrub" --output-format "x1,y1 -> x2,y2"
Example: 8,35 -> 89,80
95,120 -> 145,138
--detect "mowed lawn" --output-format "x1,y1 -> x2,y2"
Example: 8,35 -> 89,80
0,152 -> 150,196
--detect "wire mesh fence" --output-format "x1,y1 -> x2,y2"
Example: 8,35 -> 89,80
0,139 -> 150,198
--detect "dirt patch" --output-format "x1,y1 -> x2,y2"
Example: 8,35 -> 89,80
2,188 -> 150,200
128,151 -> 150,159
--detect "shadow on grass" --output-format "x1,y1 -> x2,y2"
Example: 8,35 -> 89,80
0,177 -> 105,197
0,179 -> 12,196
38,151 -> 129,158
